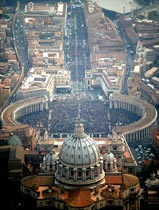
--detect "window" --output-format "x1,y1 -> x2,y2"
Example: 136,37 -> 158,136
130,187 -> 135,193
107,199 -> 113,205
108,163 -> 110,169
113,146 -> 117,150
78,170 -> 82,177
71,170 -> 74,176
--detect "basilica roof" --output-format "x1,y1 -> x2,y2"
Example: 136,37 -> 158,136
105,174 -> 139,187
65,188 -> 94,208
122,174 -> 139,187
21,175 -> 54,188
59,117 -> 100,168
55,116 -> 105,188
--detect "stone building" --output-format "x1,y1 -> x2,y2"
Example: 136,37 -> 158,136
20,116 -> 140,210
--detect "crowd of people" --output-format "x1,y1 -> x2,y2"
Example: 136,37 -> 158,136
65,4 -> 90,82
18,5 -> 141,138
18,92 -> 140,137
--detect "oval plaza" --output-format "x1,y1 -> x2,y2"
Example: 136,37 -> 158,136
1,93 -> 157,143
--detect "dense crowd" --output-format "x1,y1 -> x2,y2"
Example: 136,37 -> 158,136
65,4 -> 90,82
18,94 -> 140,137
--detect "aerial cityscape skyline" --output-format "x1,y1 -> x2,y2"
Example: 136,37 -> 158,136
0,0 -> 159,209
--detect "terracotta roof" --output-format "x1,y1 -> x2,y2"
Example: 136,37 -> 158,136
65,188 -> 94,207
105,175 -> 122,185
123,174 -> 139,187
124,150 -> 131,158
124,150 -> 134,163
21,175 -> 54,188
105,174 -> 139,187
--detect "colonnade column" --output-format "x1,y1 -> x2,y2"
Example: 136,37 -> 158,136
96,164 -> 100,176
100,160 -> 103,173
52,163 -> 56,173
90,167 -> 95,179
110,162 -> 113,170
40,103 -> 43,111
104,162 -> 107,170
56,161 -> 59,174
74,168 -> 77,181
109,100 -> 113,109
82,168 -> 86,181
65,166 -> 69,180
59,164 -> 62,177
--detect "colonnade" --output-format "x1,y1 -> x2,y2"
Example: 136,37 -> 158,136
104,159 -> 117,172
55,160 -> 104,185
1,92 -> 158,144
14,101 -> 48,120
109,94 -> 158,142
110,98 -> 144,117
1,96 -> 48,127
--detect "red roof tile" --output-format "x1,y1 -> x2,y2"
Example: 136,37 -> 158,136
105,175 -> 122,185
65,188 -> 94,207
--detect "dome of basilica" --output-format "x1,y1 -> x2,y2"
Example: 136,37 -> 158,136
59,127 -> 100,168
55,117 -> 105,188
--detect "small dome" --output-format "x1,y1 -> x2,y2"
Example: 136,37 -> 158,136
45,151 -> 56,164
145,173 -> 159,189
103,150 -> 118,173
42,151 -> 57,173
103,151 -> 115,162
